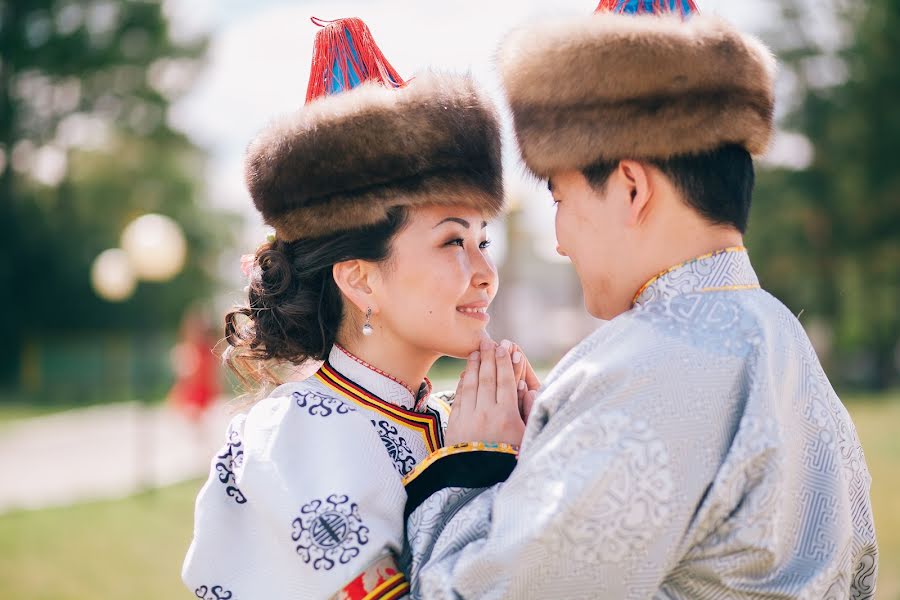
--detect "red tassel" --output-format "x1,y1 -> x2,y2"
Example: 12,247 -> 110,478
595,0 -> 621,11
594,0 -> 699,15
305,17 -> 406,104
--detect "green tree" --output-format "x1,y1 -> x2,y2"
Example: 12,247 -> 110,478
0,1 -> 236,387
749,0 -> 900,389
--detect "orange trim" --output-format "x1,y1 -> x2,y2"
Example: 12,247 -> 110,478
380,582 -> 409,600
700,283 -> 760,293
336,554 -> 405,600
632,246 -> 747,305
316,363 -> 441,453
402,441 -> 520,486
361,573 -> 409,600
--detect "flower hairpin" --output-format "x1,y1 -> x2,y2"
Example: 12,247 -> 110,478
240,232 -> 276,291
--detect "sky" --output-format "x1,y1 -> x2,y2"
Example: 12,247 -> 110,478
161,0 -> 803,257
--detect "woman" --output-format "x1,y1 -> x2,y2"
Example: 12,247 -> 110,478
182,17 -> 530,600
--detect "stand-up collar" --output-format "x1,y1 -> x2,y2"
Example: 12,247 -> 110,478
326,345 -> 432,411
633,247 -> 760,309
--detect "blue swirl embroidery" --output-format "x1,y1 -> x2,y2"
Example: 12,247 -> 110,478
291,494 -> 369,571
372,419 -> 417,476
195,585 -> 233,599
293,391 -> 355,417
214,428 -> 247,504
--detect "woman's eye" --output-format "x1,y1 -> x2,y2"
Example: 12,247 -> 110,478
445,238 -> 465,247
479,239 -> 492,250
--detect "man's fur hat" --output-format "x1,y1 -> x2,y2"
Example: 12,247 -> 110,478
245,19 -> 503,242
497,10 -> 777,178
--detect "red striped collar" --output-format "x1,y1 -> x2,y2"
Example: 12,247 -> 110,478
330,345 -> 433,411
315,361 -> 442,453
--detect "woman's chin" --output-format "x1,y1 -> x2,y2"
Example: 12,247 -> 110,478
438,333 -> 484,359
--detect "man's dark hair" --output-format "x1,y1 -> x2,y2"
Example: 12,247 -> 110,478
582,144 -> 755,234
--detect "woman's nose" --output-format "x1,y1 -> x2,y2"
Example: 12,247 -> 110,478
471,248 -> 497,289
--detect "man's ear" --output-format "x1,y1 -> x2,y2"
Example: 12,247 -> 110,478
332,259 -> 379,316
619,160 -> 654,226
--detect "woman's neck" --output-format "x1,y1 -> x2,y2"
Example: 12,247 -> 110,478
336,335 -> 438,393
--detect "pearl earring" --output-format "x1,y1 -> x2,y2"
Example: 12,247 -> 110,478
362,307 -> 374,337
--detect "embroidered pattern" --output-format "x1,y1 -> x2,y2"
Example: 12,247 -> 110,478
214,428 -> 247,504
194,585 -> 233,600
293,390 -> 355,417
292,494 -> 369,571
315,362 -> 443,453
632,246 -> 758,307
402,249 -> 877,599
372,419 -> 417,476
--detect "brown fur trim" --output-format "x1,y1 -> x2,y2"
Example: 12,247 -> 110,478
497,14 -> 777,177
244,72 -> 503,241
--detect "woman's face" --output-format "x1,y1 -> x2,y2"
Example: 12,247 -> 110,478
371,204 -> 498,359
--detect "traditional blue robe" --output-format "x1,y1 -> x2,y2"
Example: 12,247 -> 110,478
402,247 -> 878,599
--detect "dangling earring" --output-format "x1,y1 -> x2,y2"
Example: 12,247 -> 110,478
362,307 -> 374,337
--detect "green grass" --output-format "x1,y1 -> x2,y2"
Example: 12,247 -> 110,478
847,395 -> 900,600
0,404 -> 67,425
0,481 -> 202,600
0,395 -> 896,600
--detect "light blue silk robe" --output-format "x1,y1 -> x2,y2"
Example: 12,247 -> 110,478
402,248 -> 878,599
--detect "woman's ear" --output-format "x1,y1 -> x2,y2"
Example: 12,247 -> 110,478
332,259 -> 379,315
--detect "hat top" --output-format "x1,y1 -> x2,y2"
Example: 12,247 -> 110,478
305,17 -> 406,104
594,0 -> 698,16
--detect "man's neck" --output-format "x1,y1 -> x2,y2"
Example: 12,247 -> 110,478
632,226 -> 745,301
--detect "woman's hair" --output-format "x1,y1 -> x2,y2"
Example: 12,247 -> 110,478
224,206 -> 408,389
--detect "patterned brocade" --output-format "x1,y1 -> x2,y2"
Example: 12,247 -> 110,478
405,248 -> 877,600
183,346 -> 451,599
632,246 -> 759,307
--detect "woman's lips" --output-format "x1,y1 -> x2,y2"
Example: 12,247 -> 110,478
457,305 -> 490,322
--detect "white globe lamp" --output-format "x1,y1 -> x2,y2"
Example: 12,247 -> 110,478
120,213 -> 187,282
91,249 -> 137,302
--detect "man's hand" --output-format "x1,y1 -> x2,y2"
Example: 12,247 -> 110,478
445,337 -> 526,447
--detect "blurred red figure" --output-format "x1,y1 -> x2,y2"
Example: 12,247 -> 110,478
168,311 -> 220,421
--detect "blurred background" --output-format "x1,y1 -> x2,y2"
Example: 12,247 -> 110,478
0,0 -> 897,598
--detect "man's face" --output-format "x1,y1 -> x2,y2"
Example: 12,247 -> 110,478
550,168 -> 637,320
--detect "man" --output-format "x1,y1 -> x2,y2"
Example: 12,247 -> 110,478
396,3 -> 878,599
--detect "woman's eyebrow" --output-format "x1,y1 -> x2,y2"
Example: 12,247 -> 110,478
434,217 -> 470,229
433,218 -> 489,229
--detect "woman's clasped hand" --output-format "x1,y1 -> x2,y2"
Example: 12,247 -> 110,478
445,336 -> 541,447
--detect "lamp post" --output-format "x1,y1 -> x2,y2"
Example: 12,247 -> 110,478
91,213 -> 187,491
89,213 -> 187,298
120,214 -> 187,283
90,248 -> 137,303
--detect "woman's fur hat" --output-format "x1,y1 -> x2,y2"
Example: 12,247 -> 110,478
498,12 -> 777,178
245,19 -> 502,242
